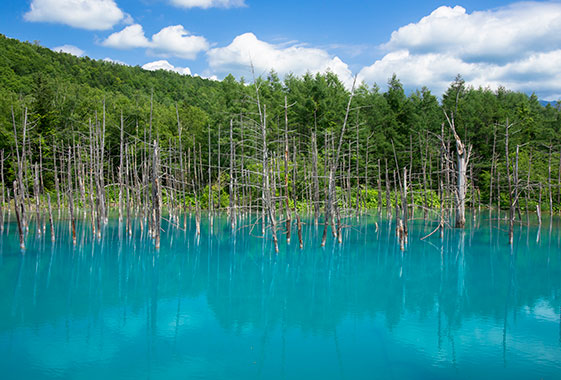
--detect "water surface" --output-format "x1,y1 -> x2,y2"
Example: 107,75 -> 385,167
1,213 -> 560,379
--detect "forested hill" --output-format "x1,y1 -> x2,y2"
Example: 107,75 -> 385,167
1,33 -> 561,209
0,34 -> 220,105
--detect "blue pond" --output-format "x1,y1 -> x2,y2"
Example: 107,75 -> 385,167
0,213 -> 560,379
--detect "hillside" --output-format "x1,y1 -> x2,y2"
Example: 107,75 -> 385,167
1,33 -> 561,209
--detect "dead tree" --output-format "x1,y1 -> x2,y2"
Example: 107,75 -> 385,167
118,110 -> 124,223
490,125 -> 497,210
261,104 -> 279,253
229,119 -> 236,229
47,193 -> 55,242
0,150 -> 4,233
284,96 -> 292,244
504,120 -> 517,245
152,140 -> 161,249
12,106 -> 28,229
311,126 -> 320,225
443,112 -> 472,228
67,148 -> 76,246
547,145 -> 553,215
53,144 -> 61,211
322,76 -> 357,246
13,181 -> 25,250
33,164 -> 42,236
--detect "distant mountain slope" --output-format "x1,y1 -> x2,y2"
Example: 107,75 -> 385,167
0,34 -> 220,106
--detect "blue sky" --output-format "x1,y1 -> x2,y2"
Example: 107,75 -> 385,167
2,1 -> 561,99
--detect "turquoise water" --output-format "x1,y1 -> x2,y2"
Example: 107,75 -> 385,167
1,213 -> 560,379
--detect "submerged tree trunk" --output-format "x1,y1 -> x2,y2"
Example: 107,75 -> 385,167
47,193 -> 55,242
13,181 -> 25,250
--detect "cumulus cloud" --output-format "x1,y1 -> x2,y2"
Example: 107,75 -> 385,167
103,57 -> 127,65
359,2 -> 561,100
142,60 -> 220,80
102,24 -> 151,49
169,0 -> 246,9
53,44 -> 84,56
194,73 -> 219,81
142,60 -> 192,75
385,3 -> 561,64
103,24 -> 208,60
207,32 -> 354,87
24,0 -> 125,30
149,25 -> 209,59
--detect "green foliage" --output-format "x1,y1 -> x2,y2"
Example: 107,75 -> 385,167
1,34 -> 561,211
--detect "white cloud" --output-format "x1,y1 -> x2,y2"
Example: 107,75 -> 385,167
195,73 -> 218,81
207,32 -> 354,87
149,25 -> 209,59
103,57 -> 127,65
52,44 -> 84,56
24,0 -> 125,30
142,60 -> 220,80
142,60 -> 192,76
385,3 -> 561,64
102,24 -> 151,49
359,2 -> 561,99
169,0 -> 246,9
358,50 -> 479,96
103,24 -> 208,60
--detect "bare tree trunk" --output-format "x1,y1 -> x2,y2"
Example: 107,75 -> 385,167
208,127 -> 213,229
291,146 -> 303,249
444,113 -> 471,228
125,144 -> 132,236
54,144 -> 61,211
377,159 -> 382,216
402,167 -> 409,246
13,181 -> 25,250
548,146 -> 553,215
439,177 -> 445,239
33,164 -> 42,236
229,119 -> 236,229
67,149 -> 76,246
197,144 -> 203,236
99,101 -> 107,223
526,149 -> 532,219
12,106 -> 27,229
118,110 -> 124,223
420,133 -> 428,219
217,123 -> 222,213
385,159 -> 391,218
365,134 -> 370,215
0,150 -> 4,233
514,145 -> 522,221
152,140 -> 161,249
261,105 -> 279,253
284,96 -> 292,243
537,184 -> 542,226
409,135 -> 414,214
557,149 -> 561,213
323,76 -> 356,246
47,193 -> 55,242
311,129 -> 320,225
490,125 -> 496,210
497,171 -> 501,217
505,121 -> 514,245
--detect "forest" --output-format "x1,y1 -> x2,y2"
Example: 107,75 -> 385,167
1,33 -> 561,250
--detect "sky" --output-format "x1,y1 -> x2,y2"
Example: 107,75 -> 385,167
2,0 -> 561,100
